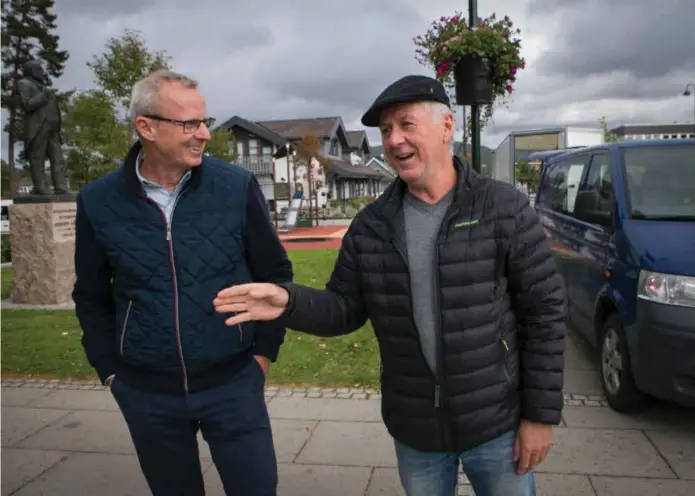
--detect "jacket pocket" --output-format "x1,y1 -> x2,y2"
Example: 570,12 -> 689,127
119,300 -> 133,357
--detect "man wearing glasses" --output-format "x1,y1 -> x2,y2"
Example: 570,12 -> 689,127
72,69 -> 292,496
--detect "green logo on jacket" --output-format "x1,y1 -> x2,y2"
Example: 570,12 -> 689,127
454,219 -> 479,228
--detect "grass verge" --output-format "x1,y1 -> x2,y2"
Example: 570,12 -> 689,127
1,250 -> 381,387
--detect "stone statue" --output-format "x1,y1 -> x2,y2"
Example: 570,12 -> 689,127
17,59 -> 69,195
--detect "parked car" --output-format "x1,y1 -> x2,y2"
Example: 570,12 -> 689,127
534,139 -> 695,412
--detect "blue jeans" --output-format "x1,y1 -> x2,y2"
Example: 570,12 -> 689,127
111,358 -> 276,496
395,430 -> 536,496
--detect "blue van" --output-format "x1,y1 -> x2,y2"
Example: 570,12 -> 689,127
534,139 -> 695,412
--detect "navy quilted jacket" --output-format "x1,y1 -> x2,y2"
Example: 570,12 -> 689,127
73,141 -> 293,395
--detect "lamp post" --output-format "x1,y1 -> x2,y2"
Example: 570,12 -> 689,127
684,83 -> 695,128
271,157 -> 278,230
468,0 -> 481,173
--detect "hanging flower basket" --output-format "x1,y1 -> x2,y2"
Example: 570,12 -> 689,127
452,54 -> 494,105
414,12 -> 526,127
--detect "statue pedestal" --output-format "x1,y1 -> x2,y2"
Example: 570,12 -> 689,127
8,197 -> 77,305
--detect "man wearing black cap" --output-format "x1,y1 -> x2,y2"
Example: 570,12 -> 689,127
214,75 -> 566,496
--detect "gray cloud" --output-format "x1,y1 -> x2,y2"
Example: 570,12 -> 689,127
532,0 -> 695,79
3,0 -> 694,163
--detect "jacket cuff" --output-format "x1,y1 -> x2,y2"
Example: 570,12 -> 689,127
251,336 -> 282,362
521,395 -> 563,425
251,322 -> 285,362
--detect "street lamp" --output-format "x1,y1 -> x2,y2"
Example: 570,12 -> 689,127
684,83 -> 695,128
272,157 -> 278,230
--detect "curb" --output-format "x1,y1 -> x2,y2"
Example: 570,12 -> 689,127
1,379 -> 608,406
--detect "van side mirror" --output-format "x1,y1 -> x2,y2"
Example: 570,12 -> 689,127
575,190 -> 612,228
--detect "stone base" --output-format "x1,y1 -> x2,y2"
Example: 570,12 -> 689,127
7,200 -> 77,305
12,193 -> 77,204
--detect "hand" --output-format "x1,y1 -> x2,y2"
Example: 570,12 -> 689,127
214,283 -> 289,326
253,355 -> 270,376
513,419 -> 553,475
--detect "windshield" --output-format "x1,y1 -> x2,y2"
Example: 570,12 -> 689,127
623,144 -> 695,220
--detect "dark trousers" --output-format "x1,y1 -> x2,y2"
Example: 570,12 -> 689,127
111,358 -> 276,495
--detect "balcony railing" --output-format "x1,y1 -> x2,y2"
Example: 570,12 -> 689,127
236,156 -> 273,175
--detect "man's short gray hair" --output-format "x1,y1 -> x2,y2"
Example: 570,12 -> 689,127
426,101 -> 453,124
129,69 -> 198,123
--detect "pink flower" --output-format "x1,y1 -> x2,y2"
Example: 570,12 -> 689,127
506,85 -> 513,93
511,66 -> 517,75
520,59 -> 526,69
436,61 -> 449,76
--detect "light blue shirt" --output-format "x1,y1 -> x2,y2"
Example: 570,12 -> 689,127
136,150 -> 191,224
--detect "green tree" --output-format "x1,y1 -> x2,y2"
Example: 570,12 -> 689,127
64,29 -> 175,187
87,29 -> 171,146
600,116 -> 620,143
1,0 -> 69,196
87,29 -> 171,112
205,127 -> 238,163
61,90 -> 128,188
515,160 -> 540,193
1,159 -> 10,197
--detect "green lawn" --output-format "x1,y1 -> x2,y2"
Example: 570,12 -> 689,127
0,250 -> 381,387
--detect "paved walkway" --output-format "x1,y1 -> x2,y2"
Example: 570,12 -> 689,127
2,331 -> 695,495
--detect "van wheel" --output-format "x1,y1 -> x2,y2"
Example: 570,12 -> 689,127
599,313 -> 647,412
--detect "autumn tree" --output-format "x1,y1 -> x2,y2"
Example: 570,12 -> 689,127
1,0 -> 69,196
294,133 -> 326,226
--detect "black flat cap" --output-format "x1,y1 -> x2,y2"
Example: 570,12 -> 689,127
361,75 -> 450,127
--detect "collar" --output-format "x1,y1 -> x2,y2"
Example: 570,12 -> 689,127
135,148 -> 192,191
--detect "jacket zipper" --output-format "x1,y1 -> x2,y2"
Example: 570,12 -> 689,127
431,205 -> 461,452
139,192 -> 189,394
119,300 -> 133,356
500,337 -> 511,383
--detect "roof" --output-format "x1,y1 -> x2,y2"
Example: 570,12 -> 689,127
610,124 -> 695,135
328,158 -> 379,179
346,130 -> 366,149
256,117 -> 339,140
217,115 -> 287,147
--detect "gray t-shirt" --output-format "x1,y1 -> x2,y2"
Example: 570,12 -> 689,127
403,188 -> 454,373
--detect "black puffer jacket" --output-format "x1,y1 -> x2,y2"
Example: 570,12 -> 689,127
281,157 -> 567,453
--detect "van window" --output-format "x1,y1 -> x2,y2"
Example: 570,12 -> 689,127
538,155 -> 588,215
623,144 -> 695,219
581,153 -> 613,214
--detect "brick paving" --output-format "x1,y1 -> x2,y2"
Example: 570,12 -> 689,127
3,331 -> 695,495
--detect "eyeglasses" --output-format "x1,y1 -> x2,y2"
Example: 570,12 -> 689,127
144,115 -> 216,134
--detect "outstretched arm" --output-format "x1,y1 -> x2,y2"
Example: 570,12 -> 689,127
215,223 -> 368,337
279,228 -> 368,336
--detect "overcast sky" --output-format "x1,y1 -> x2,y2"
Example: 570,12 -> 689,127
2,0 -> 694,160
